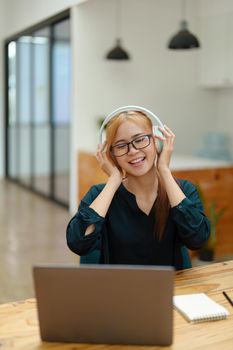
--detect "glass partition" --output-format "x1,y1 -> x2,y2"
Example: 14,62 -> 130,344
17,37 -> 32,186
6,13 -> 70,207
7,41 -> 17,179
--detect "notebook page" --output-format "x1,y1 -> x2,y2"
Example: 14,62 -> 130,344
173,293 -> 229,323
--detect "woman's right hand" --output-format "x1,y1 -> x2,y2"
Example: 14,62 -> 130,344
86,143 -> 125,222
96,142 -> 126,185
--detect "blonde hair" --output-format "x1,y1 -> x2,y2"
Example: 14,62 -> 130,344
105,110 -> 170,241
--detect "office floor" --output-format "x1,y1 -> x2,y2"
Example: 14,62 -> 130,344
0,179 -> 76,304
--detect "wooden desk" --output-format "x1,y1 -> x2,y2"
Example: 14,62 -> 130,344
1,261 -> 233,350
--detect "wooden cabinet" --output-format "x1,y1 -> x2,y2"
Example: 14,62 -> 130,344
173,167 -> 233,258
199,13 -> 233,87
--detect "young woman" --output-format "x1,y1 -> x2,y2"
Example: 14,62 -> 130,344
66,108 -> 210,269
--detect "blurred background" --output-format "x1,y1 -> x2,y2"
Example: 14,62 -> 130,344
0,0 -> 233,303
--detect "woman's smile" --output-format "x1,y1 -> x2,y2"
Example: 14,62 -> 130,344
128,156 -> 146,167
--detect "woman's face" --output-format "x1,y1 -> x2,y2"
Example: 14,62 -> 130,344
111,120 -> 157,177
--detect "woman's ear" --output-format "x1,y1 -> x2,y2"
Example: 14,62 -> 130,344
122,168 -> 127,180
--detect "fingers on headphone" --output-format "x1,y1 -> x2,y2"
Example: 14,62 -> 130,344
154,131 -> 165,141
96,142 -> 107,158
163,125 -> 175,137
97,141 -> 107,152
158,125 -> 175,138
155,133 -> 165,141
96,148 -> 103,162
95,151 -> 102,162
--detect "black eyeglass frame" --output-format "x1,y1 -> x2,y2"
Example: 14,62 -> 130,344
110,134 -> 153,157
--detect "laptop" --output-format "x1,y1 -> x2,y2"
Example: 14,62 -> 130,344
33,264 -> 174,346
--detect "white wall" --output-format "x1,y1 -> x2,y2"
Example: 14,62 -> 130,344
198,0 -> 233,158
74,0 -> 217,157
198,0 -> 233,16
216,89 -> 233,137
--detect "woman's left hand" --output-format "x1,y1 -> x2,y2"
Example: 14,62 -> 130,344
155,125 -> 175,172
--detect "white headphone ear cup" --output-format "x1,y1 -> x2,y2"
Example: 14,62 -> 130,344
153,126 -> 163,153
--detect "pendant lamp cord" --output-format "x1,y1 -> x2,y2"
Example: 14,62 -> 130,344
180,0 -> 188,29
116,0 -> 121,39
181,0 -> 186,20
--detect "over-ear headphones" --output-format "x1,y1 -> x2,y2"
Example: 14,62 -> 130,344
99,105 -> 165,153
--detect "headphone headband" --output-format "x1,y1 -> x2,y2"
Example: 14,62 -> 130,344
99,105 -> 164,144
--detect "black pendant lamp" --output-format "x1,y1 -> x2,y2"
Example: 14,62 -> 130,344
168,0 -> 200,50
106,0 -> 130,60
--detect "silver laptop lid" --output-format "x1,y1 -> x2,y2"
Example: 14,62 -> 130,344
33,264 -> 174,346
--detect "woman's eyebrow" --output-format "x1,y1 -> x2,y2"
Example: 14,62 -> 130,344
114,133 -> 145,145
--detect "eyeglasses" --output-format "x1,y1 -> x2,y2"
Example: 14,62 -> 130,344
111,134 -> 152,157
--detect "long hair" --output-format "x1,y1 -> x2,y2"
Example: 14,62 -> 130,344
105,110 -> 170,240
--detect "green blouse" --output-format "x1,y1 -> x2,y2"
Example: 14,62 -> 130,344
66,179 -> 210,270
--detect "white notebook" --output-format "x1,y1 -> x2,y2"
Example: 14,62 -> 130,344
173,293 -> 229,323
